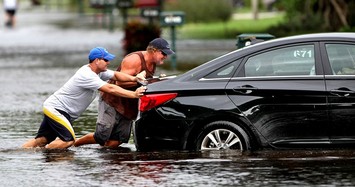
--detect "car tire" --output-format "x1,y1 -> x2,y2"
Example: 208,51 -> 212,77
195,121 -> 250,151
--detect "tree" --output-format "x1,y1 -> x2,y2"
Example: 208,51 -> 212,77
271,0 -> 355,36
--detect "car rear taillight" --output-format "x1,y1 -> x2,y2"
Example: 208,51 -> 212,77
139,93 -> 178,112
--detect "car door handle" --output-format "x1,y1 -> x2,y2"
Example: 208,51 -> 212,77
330,88 -> 355,97
233,85 -> 258,94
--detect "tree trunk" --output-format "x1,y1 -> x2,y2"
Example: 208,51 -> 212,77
330,0 -> 348,27
252,0 -> 258,20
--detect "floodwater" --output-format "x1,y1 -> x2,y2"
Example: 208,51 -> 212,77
2,9 -> 355,187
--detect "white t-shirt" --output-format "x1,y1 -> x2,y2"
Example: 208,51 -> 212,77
44,65 -> 114,120
4,0 -> 17,10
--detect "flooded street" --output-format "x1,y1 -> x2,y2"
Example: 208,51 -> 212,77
1,7 -> 355,187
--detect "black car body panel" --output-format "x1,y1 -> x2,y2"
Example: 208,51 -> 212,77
134,33 -> 355,151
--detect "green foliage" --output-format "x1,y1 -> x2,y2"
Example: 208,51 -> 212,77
340,26 -> 355,32
270,0 -> 320,35
272,0 -> 355,35
123,20 -> 161,55
178,15 -> 284,39
347,2 -> 355,28
164,0 -> 234,23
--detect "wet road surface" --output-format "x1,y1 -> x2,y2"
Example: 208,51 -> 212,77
2,6 -> 355,187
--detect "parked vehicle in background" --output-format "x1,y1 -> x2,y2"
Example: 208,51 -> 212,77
134,33 -> 355,152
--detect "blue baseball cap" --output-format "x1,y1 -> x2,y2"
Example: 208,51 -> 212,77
88,47 -> 116,61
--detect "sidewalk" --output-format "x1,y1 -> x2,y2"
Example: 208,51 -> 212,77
232,11 -> 281,20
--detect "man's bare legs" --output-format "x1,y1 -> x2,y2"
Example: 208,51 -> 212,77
45,138 -> 74,149
75,133 -> 121,149
22,137 -> 73,149
104,140 -> 121,149
74,133 -> 96,147
22,137 -> 48,148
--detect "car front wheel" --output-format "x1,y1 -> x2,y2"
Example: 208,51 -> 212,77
195,121 -> 250,151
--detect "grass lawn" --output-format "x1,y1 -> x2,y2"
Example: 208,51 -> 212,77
174,13 -> 285,39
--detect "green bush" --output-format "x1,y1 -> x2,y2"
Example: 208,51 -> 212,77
271,0 -> 355,35
122,20 -> 161,55
164,0 -> 234,23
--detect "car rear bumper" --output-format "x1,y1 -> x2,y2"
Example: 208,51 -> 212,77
133,113 -> 188,151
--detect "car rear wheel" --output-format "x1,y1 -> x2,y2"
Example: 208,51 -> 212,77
195,121 -> 250,151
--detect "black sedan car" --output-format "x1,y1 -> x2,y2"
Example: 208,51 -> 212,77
134,32 -> 355,152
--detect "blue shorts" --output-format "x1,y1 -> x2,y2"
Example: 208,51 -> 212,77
36,107 -> 75,143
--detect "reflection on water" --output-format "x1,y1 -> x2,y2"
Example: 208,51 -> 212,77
3,125 -> 355,187
4,147 -> 355,186
42,149 -> 76,162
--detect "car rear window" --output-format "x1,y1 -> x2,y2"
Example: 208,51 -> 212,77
204,60 -> 239,79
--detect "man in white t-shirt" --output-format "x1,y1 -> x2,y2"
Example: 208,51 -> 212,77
22,47 -> 146,149
3,0 -> 18,28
